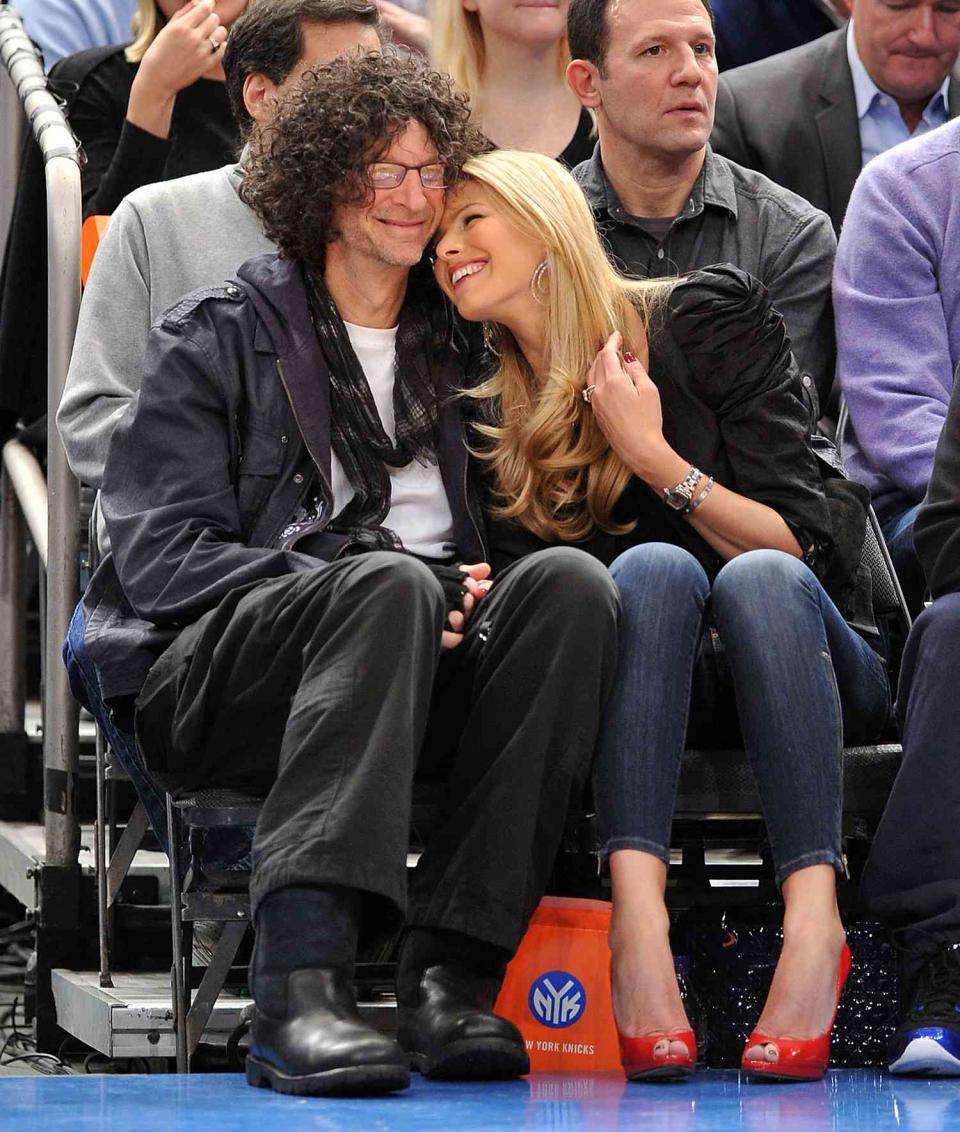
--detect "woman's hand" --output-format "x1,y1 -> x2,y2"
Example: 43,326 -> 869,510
586,331 -> 671,478
376,0 -> 432,54
127,0 -> 230,139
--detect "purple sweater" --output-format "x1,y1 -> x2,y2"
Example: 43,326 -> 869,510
835,117 -> 960,513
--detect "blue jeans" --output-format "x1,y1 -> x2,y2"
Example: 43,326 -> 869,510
63,603 -> 169,843
593,545 -> 891,885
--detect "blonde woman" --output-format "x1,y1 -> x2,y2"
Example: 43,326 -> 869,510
431,0 -> 592,166
434,150 -> 890,1082
56,0 -> 247,217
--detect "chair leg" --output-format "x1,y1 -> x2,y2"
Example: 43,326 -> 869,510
95,731 -> 113,989
167,795 -> 189,1073
185,920 -> 249,1059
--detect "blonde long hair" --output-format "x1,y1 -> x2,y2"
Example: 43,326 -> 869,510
126,0 -> 166,63
431,0 -> 570,109
459,150 -> 675,543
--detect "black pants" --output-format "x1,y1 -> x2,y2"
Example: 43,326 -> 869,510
860,592 -> 960,974
135,548 -> 620,954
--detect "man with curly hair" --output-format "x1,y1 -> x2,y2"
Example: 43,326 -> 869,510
71,51 -> 621,1097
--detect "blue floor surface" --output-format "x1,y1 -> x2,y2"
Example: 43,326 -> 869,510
3,1070 -> 960,1131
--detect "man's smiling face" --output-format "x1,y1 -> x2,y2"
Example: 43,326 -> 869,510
330,120 -> 446,270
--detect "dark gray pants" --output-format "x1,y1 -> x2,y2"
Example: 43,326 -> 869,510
135,548 -> 619,954
861,592 -> 960,975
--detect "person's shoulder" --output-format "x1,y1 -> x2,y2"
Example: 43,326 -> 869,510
124,163 -> 240,217
862,117 -> 960,187
719,26 -> 844,92
713,151 -> 833,230
49,43 -> 131,85
660,266 -> 788,393
668,264 -> 766,326
156,281 -> 250,335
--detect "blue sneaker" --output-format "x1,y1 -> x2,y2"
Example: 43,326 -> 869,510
889,944 -> 960,1076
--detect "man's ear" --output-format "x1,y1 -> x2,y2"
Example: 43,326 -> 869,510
566,59 -> 602,108
243,71 -> 280,127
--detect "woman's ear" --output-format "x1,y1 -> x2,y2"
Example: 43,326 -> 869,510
566,59 -> 602,109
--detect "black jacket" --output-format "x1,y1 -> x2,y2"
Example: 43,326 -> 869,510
81,252 -> 485,702
485,266 -> 838,590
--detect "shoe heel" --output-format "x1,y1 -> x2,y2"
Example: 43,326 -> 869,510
741,941 -> 851,1082
245,1057 -> 267,1088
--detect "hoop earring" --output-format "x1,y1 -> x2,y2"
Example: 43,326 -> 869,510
530,260 -> 549,304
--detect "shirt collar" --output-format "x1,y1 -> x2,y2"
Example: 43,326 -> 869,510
577,142 -> 738,223
846,20 -> 950,121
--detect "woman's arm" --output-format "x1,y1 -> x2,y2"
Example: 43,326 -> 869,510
125,0 -> 228,140
586,332 -> 803,561
67,2 -> 229,216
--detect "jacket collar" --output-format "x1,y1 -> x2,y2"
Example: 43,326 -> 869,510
576,141 -> 738,224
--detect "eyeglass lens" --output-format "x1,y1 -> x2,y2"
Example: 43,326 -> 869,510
368,163 -> 447,189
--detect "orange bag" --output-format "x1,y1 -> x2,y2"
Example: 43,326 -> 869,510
494,896 -> 622,1072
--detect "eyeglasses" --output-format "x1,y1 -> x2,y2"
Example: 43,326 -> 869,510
366,162 -> 448,190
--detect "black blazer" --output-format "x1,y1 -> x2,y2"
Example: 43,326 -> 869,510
711,27 -> 960,233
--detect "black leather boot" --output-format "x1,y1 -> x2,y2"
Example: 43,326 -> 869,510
246,884 -> 409,1096
396,928 -> 529,1079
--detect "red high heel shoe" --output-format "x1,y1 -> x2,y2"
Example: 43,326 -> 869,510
618,1029 -> 697,1081
740,941 -> 851,1082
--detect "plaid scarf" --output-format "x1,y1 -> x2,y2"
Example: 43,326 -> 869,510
304,262 -> 455,553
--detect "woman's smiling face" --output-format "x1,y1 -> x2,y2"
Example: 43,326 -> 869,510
433,181 -> 546,324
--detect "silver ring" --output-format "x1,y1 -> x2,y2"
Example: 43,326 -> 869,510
582,385 -> 596,404
210,36 -> 221,53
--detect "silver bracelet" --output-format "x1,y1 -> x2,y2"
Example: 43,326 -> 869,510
685,476 -> 714,514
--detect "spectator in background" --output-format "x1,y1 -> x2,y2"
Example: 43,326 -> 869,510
15,0 -> 138,70
834,118 -> 960,614
712,0 -> 960,234
0,0 -> 248,441
57,0 -> 383,497
565,0 -> 838,407
431,0 -> 593,167
860,373 -> 960,1077
712,0 -> 846,73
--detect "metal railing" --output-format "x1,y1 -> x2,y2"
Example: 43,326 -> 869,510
0,6 -> 81,869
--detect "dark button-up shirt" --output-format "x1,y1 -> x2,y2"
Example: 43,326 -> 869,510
573,144 -> 838,405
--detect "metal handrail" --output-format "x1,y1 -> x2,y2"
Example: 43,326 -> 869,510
0,7 -> 81,869
2,439 -> 47,565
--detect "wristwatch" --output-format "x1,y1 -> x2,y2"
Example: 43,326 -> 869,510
662,466 -> 702,511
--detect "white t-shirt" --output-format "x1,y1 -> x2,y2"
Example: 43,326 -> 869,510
330,322 -> 455,559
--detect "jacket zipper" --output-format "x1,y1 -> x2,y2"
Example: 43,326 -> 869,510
273,358 -> 334,550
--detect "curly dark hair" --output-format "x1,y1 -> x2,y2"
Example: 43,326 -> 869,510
240,52 -> 487,265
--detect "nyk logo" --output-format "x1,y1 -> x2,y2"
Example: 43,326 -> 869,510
529,970 -> 586,1029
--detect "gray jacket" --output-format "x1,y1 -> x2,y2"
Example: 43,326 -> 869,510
712,27 -> 960,234
57,162 -> 274,490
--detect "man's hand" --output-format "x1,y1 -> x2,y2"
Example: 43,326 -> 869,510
441,562 -> 492,650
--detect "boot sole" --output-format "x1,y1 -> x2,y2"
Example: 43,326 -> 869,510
246,1054 -> 410,1096
409,1038 -> 530,1080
